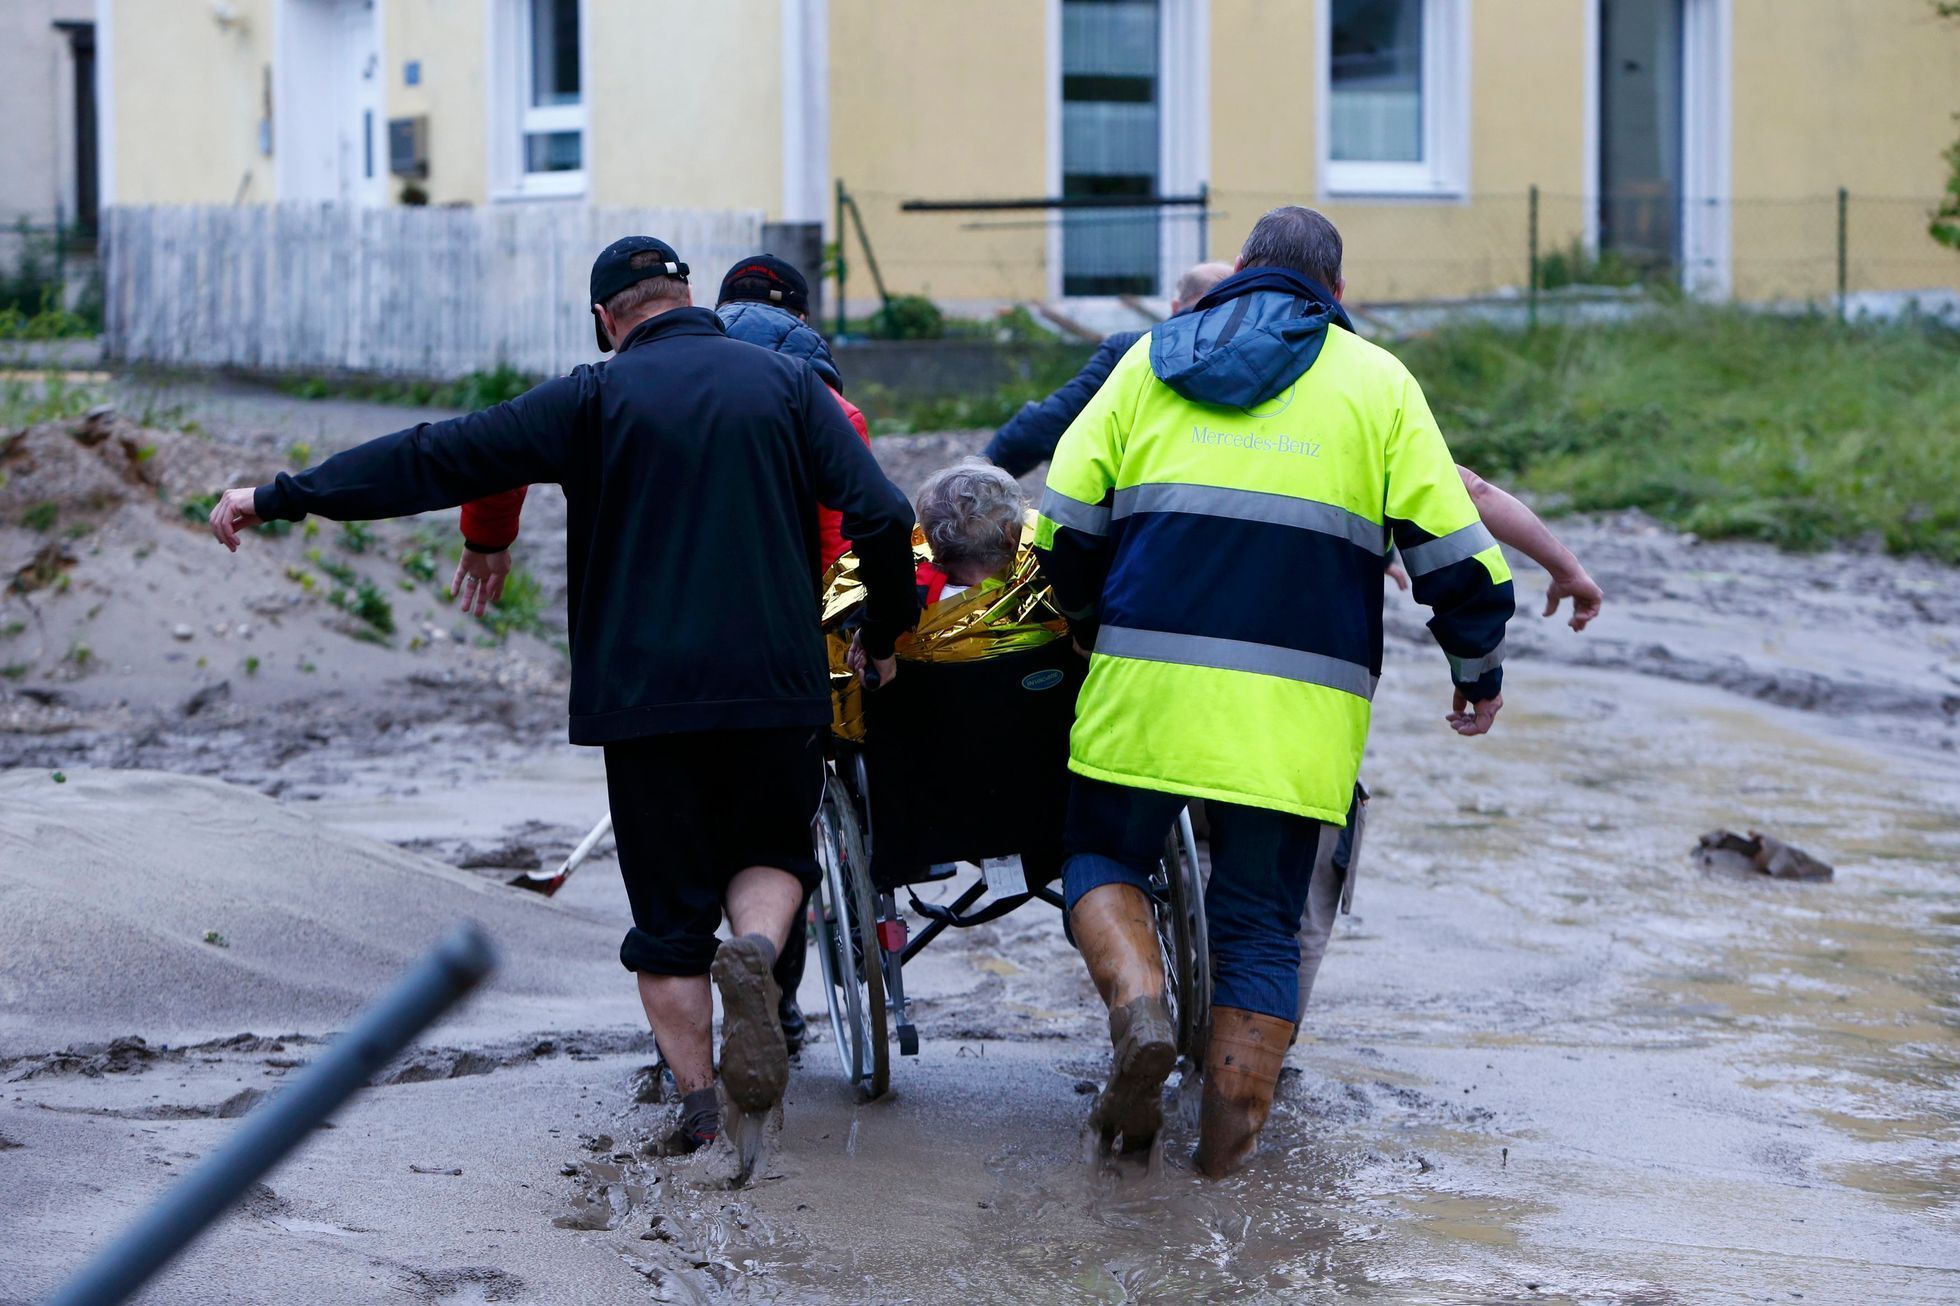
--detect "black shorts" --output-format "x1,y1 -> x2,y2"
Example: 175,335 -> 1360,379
605,726 -> 825,976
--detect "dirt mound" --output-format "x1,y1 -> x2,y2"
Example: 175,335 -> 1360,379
0,408 -> 231,535
0,767 -> 633,1058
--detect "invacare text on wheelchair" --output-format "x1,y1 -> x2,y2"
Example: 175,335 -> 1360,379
807,634 -> 1211,1102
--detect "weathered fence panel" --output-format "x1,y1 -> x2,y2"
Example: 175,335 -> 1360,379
103,203 -> 764,378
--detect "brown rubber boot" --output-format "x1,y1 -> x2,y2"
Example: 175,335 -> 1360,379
1195,1007 -> 1295,1178
1071,884 -> 1176,1155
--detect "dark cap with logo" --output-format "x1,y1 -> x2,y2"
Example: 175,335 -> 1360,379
717,254 -> 810,317
590,236 -> 690,350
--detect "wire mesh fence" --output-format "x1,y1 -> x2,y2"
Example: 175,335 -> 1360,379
835,184 -> 1960,317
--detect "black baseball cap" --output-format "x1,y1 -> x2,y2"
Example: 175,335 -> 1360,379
717,253 -> 810,317
590,236 -> 689,350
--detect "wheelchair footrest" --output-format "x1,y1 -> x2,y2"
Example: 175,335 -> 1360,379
897,1023 -> 920,1056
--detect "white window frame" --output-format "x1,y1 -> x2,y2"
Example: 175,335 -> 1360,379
1044,0 -> 1209,302
487,0 -> 588,201
1678,0 -> 1732,299
1318,0 -> 1469,200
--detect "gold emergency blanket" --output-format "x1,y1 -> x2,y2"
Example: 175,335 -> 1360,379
825,520 -> 1068,741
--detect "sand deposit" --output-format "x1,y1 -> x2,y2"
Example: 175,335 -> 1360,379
1,379 -> 1956,1303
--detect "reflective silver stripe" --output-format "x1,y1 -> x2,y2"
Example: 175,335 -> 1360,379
1400,521 -> 1498,577
1447,639 -> 1507,680
1096,625 -> 1379,701
1111,482 -> 1386,555
1039,486 -> 1111,536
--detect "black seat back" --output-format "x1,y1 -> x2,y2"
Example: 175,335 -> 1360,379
859,638 -> 1083,887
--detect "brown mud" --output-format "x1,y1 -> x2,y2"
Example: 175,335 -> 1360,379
2,378 -> 1957,1303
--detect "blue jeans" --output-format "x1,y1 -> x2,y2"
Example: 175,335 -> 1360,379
1063,776 -> 1322,1021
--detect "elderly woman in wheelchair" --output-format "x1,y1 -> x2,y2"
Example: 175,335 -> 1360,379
810,459 -> 1210,1106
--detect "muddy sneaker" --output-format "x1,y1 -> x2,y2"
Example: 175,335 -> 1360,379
711,933 -> 790,1117
1088,995 -> 1177,1157
654,1086 -> 721,1156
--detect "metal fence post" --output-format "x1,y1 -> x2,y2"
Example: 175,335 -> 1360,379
1197,180 -> 1210,262
54,203 -> 68,312
834,178 -> 849,339
1836,186 -> 1849,319
1527,184 -> 1540,330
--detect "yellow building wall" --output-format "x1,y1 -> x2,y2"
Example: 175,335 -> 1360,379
110,0 -> 277,205
585,0 -> 782,212
384,0 -> 488,205
1730,0 -> 1960,299
828,0 -> 1052,311
1210,0 -> 1588,305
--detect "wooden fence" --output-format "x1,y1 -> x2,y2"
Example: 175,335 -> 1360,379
102,203 -> 764,379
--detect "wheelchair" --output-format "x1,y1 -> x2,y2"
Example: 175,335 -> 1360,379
807,633 -> 1210,1101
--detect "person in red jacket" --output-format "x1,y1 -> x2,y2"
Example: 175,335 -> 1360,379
451,255 -> 869,614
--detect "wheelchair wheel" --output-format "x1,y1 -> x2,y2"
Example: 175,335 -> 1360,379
1155,806 -> 1212,1067
811,774 -> 888,1100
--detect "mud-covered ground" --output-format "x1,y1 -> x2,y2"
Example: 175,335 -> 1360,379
2,377 -> 1957,1304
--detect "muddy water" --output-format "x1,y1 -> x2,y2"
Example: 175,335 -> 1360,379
307,649 -> 1953,1304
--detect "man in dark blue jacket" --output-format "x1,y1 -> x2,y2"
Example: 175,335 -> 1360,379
984,261 -> 1233,477
206,237 -> 919,1162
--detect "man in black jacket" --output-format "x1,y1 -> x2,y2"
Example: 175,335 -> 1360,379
206,236 -> 919,1158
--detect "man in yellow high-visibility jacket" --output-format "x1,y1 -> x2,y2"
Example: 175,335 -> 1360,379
1035,206 -> 1515,1176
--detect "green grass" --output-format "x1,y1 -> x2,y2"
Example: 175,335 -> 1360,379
1392,309 -> 1960,563
337,520 -> 376,553
20,501 -> 58,532
479,564 -> 549,641
281,364 -> 536,412
861,349 -> 1091,436
179,492 -> 221,524
0,376 -> 102,426
302,548 -> 395,636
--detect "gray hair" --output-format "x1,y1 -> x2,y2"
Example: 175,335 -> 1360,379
1239,206 -> 1343,289
916,457 -> 1026,574
1174,260 -> 1234,308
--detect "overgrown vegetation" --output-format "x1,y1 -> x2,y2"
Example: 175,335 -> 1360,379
305,549 -> 396,637
860,347 -> 1092,435
337,520 -> 376,553
480,564 -> 549,641
0,376 -> 102,427
283,363 -> 535,411
0,221 -> 100,338
1396,309 -> 1960,562
1534,239 -> 1650,291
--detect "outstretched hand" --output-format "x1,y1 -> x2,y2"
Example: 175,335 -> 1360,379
452,549 -> 513,618
1447,690 -> 1503,737
207,487 -> 263,551
1544,568 -> 1604,631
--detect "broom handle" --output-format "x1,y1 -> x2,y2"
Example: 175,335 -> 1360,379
557,811 -> 614,878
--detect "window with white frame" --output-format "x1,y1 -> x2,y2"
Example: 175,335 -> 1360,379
1322,0 -> 1467,198
491,0 -> 586,197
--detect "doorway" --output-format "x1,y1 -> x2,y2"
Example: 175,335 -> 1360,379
277,0 -> 384,205
1598,0 -> 1683,273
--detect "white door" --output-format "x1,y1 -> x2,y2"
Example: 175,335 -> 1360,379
277,0 -> 384,205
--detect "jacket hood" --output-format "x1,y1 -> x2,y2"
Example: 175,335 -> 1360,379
717,300 -> 844,392
1148,267 -> 1354,407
